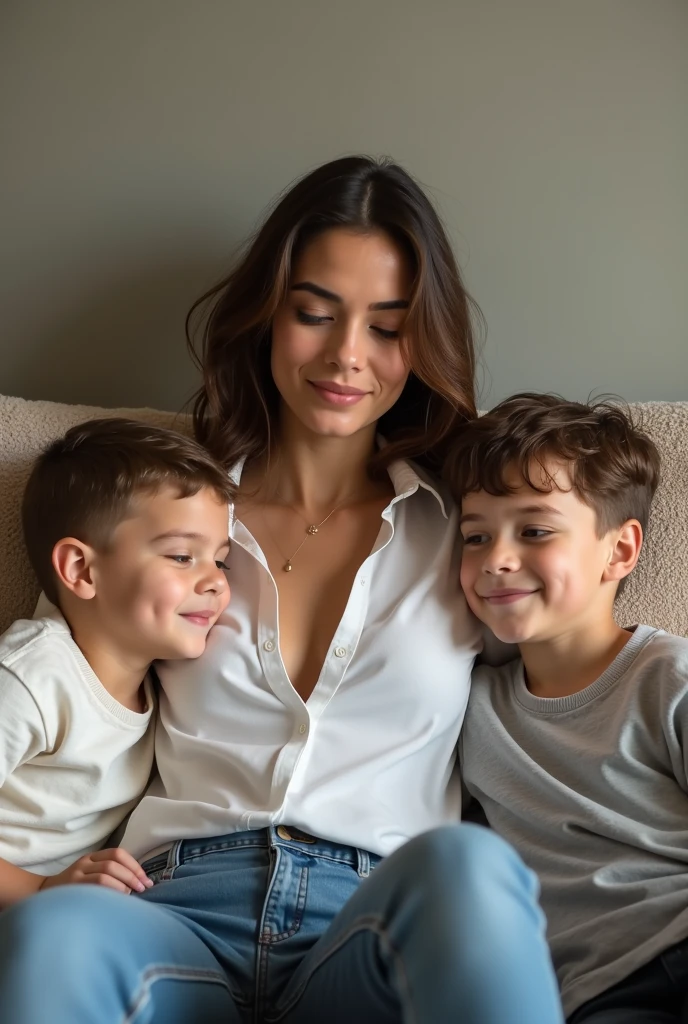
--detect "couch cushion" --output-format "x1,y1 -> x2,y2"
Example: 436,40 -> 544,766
0,394 -> 686,637
613,402 -> 688,637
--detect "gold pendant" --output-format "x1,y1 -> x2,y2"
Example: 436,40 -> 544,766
307,525 -> 318,535
283,561 -> 293,572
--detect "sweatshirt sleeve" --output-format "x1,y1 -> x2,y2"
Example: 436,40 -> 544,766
659,639 -> 688,791
0,666 -> 48,787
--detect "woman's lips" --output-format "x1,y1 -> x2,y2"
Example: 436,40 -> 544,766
308,380 -> 369,406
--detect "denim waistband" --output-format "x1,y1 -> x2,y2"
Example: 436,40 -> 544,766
141,826 -> 382,880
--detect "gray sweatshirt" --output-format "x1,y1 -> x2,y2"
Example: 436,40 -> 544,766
461,625 -> 688,1018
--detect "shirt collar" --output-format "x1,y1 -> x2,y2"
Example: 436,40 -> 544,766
227,450 -> 448,528
385,458 -> 448,519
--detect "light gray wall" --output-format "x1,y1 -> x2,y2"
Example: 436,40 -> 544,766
1,0 -> 686,412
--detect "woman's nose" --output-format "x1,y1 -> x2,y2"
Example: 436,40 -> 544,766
325,319 -> 365,370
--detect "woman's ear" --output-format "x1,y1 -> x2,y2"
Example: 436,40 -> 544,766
602,519 -> 643,584
51,538 -> 97,600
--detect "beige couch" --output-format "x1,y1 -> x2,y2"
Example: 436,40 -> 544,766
1,392 -> 687,637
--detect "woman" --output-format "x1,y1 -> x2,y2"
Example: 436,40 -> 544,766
0,157 -> 563,1023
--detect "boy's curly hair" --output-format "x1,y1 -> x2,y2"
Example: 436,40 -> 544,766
444,393 -> 661,538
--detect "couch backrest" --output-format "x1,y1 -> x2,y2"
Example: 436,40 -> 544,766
1,394 -> 686,636
0,394 -> 190,633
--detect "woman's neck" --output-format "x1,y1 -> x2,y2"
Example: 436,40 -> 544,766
244,416 -> 385,515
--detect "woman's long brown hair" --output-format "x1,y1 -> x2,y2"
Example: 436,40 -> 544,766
186,156 -> 482,473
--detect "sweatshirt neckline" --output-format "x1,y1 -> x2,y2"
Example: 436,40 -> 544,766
513,625 -> 660,714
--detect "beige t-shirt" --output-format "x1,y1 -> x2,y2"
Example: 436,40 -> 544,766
0,605 -> 155,875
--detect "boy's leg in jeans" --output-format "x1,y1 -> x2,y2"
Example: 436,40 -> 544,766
272,824 -> 564,1024
570,1013 -> 675,1024
568,948 -> 680,1024
0,885 -> 241,1024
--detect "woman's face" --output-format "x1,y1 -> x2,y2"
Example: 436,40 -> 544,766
271,228 -> 412,440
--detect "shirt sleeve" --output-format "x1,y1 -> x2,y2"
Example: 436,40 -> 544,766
656,638 -> 688,790
668,688 -> 688,791
0,665 -> 48,787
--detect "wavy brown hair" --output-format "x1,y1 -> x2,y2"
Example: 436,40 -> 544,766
186,155 -> 482,473
445,393 -> 661,536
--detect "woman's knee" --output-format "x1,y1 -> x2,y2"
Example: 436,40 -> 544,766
0,885 -> 132,964
402,823 -> 524,879
389,823 -> 538,919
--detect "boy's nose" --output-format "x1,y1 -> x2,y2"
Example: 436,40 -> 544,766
198,566 -> 229,593
482,541 -> 520,574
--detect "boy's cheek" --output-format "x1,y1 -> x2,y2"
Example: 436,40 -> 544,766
459,570 -> 490,626
458,560 -> 475,600
466,592 -> 487,626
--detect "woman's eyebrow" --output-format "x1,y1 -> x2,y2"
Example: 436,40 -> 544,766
369,299 -> 409,311
291,281 -> 409,311
292,281 -> 341,302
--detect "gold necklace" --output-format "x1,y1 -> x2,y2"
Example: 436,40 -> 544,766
262,498 -> 349,572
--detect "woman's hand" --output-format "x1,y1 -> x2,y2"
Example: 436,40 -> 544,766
39,847 -> 154,895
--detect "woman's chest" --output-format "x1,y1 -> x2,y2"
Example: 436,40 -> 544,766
158,502 -> 480,729
233,500 -> 387,701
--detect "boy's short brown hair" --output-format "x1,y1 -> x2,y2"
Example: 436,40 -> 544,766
445,393 -> 661,538
22,418 -> 235,606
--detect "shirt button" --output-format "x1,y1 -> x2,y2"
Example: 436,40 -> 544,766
298,723 -> 307,734
334,646 -> 347,658
263,640 -> 275,652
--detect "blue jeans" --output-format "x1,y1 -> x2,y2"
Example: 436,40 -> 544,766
0,823 -> 563,1023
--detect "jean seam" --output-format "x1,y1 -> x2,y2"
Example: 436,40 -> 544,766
276,848 -> 379,871
265,913 -> 416,1024
181,837 -> 268,861
262,867 -> 309,943
121,965 -> 231,1024
257,846 -> 280,1021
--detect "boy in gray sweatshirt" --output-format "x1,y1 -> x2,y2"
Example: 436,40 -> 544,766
448,393 -> 688,1023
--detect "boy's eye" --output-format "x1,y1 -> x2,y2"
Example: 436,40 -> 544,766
462,534 -> 489,546
215,560 -> 230,571
169,554 -> 193,564
522,528 -> 552,539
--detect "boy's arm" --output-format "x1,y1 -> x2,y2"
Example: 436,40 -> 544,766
0,848 -> 154,908
657,640 -> 688,788
0,666 -> 51,906
0,666 -> 153,906
0,665 -> 47,785
0,858 -> 45,906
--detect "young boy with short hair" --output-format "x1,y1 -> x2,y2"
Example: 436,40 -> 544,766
447,393 -> 688,1022
0,418 -> 232,907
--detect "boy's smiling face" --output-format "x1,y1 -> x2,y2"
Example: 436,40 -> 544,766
459,460 -> 625,645
87,485 -> 231,662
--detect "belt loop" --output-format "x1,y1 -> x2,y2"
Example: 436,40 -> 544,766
356,848 -> 371,878
161,839 -> 182,881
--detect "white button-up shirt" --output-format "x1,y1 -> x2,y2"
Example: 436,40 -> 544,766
123,458 -> 481,861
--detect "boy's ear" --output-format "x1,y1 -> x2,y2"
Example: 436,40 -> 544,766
602,519 -> 643,584
52,538 -> 97,600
